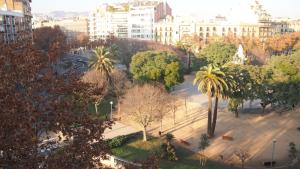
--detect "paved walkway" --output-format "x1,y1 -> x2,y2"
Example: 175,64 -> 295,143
120,74 -> 300,168
103,122 -> 140,140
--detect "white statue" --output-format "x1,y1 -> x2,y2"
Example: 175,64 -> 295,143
233,44 -> 247,64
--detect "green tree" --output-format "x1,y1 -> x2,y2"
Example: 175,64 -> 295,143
89,46 -> 114,83
130,51 -> 184,90
224,64 -> 252,117
194,64 -> 228,137
202,42 -> 237,66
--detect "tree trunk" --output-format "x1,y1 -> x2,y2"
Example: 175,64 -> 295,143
207,93 -> 212,138
262,106 -> 266,114
173,109 -> 176,125
187,52 -> 191,73
235,110 -> 239,118
143,126 -> 147,142
95,103 -> 98,114
117,99 -> 121,115
211,97 -> 219,136
160,118 -> 163,132
241,101 -> 244,110
185,97 -> 187,117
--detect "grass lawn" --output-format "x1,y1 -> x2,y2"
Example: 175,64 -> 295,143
112,137 -> 238,169
88,95 -> 116,120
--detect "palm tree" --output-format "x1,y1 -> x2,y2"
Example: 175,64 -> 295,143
89,46 -> 114,116
89,46 -> 114,83
194,64 -> 228,137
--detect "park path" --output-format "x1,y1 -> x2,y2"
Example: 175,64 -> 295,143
103,122 -> 140,140
121,74 -> 300,168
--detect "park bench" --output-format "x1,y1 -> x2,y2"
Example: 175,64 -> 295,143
222,135 -> 234,141
297,127 -> 300,131
263,161 -> 276,167
180,139 -> 190,146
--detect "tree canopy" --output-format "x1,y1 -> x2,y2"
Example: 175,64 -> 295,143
0,43 -> 111,168
130,51 -> 184,90
33,26 -> 68,59
201,42 -> 237,66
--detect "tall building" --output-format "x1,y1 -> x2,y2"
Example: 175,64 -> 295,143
33,17 -> 89,43
89,4 -> 129,41
88,0 -> 171,41
128,0 -> 171,40
0,0 -> 32,43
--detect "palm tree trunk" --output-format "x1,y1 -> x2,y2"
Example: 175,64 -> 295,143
207,93 -> 212,138
211,97 -> 219,136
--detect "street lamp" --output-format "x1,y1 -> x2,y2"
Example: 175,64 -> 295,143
271,139 -> 277,167
110,101 -> 113,121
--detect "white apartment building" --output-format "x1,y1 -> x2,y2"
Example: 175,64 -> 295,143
128,0 -> 171,40
89,4 -> 128,41
88,0 -> 171,41
273,18 -> 300,34
155,0 -> 277,45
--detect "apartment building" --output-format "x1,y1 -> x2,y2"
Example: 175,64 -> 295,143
128,0 -> 171,40
155,16 -> 198,45
89,3 -> 129,41
34,17 -> 88,43
274,19 -> 300,34
0,0 -> 32,43
88,0 -> 171,41
155,0 -> 277,45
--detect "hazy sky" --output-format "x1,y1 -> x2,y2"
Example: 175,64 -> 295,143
31,0 -> 300,19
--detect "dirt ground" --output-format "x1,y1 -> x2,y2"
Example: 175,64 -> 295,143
121,75 -> 300,168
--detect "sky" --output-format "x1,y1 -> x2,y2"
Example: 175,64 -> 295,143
31,0 -> 300,19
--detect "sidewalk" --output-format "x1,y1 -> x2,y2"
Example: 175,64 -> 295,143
104,121 -> 140,140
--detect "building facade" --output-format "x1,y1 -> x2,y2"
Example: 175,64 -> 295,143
88,0 -> 171,41
0,0 -> 32,43
155,0 -> 279,45
34,17 -> 89,43
89,4 -> 129,41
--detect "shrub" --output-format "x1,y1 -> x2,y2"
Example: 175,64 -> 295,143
199,134 -> 210,152
106,135 -> 129,148
289,142 -> 298,160
106,132 -> 142,148
160,143 -> 179,161
165,133 -> 174,143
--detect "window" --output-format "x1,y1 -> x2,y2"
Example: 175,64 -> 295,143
200,27 -> 203,31
206,27 -> 210,31
213,27 -> 216,31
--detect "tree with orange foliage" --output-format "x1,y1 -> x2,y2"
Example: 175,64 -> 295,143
0,43 -> 111,168
33,26 -> 68,59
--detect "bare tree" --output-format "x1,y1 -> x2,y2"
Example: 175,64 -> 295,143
234,149 -> 250,169
111,70 -> 132,115
82,70 -> 108,114
167,95 -> 179,126
122,84 -> 169,141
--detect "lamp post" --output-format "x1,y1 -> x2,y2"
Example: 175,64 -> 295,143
110,101 -> 113,121
271,139 -> 277,167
